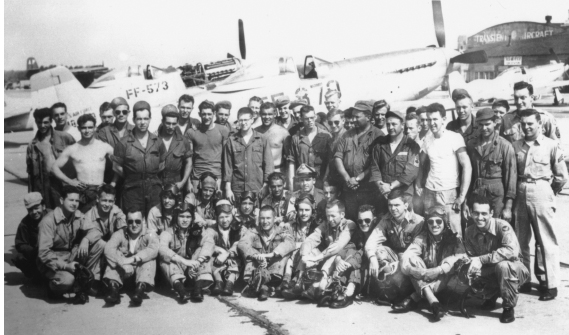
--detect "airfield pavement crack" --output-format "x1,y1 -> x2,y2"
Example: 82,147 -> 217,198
215,296 -> 289,335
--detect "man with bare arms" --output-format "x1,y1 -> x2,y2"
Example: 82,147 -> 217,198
52,114 -> 114,213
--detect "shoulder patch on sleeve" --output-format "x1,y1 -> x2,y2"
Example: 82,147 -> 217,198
502,225 -> 510,232
413,156 -> 420,167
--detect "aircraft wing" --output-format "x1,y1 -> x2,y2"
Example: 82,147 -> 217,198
70,66 -> 109,73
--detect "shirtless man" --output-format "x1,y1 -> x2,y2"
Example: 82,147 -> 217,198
255,102 -> 291,175
52,114 -> 113,212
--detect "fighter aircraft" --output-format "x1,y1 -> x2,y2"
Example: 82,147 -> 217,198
7,0 -> 487,133
448,56 -> 569,105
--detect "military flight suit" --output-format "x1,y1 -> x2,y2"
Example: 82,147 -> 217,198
114,132 -> 166,216
466,131 -> 517,217
261,190 -> 294,222
464,219 -> 529,308
501,109 -> 559,143
401,230 -> 466,297
184,192 -> 220,227
158,227 -> 216,286
82,205 -> 127,244
96,122 -> 134,187
300,218 -> 357,262
37,207 -> 105,293
104,228 -> 159,288
210,225 -> 243,281
146,206 -> 173,235
281,218 -> 320,273
158,131 -> 193,186
288,127 -> 333,185
513,135 -> 567,289
238,225 -> 296,281
334,126 -> 384,220
287,188 -> 326,223
12,210 -> 49,279
26,127 -> 76,209
446,114 -> 481,144
370,135 -> 420,213
223,130 -> 274,199
364,211 -> 424,301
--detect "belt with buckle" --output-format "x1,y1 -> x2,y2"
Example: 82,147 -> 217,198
518,177 -> 546,183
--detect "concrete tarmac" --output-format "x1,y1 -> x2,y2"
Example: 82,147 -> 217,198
4,106 -> 569,334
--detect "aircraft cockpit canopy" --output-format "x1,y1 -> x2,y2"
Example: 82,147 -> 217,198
222,57 -> 297,86
496,66 -> 527,77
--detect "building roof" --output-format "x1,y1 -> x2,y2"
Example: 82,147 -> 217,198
468,31 -> 569,57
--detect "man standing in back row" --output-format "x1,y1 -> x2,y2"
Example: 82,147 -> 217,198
512,110 -> 567,301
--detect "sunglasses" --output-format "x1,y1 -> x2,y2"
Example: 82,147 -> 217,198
115,110 -> 129,116
127,219 -> 143,225
427,218 -> 444,225
357,218 -> 372,225
327,120 -> 341,126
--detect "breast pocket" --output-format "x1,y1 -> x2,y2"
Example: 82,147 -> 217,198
486,158 -> 503,176
395,154 -> 408,173
252,145 -> 263,164
530,154 -> 550,176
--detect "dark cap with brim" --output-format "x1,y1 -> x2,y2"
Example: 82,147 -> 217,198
475,108 -> 496,122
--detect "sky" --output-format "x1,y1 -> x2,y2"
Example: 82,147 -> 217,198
4,0 -> 568,71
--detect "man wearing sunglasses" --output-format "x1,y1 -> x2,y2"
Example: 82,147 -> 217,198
364,190 -> 424,311
113,101 -> 167,217
463,195 -> 529,323
103,208 -> 159,306
223,107 -> 274,204
334,100 -> 384,220
287,106 -> 332,189
156,106 -> 193,192
96,97 -> 134,149
370,110 -> 420,214
255,102 -> 291,175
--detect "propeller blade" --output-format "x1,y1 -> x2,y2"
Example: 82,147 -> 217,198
432,0 -> 445,48
238,19 -> 246,60
450,50 -> 488,64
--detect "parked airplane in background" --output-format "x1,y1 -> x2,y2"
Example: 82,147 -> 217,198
7,1 -> 487,133
448,55 -> 569,105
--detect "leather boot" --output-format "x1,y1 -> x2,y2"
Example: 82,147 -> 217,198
190,280 -> 204,302
500,307 -> 515,323
391,297 -> 418,313
104,280 -> 121,305
430,302 -> 445,320
211,280 -> 224,296
173,281 -> 191,303
480,294 -> 499,310
519,282 -> 532,293
73,291 -> 89,305
539,288 -> 557,301
221,280 -> 234,296
258,285 -> 270,301
131,282 -> 146,306
281,281 -> 303,300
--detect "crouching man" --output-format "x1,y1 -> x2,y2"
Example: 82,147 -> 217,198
158,203 -> 215,303
238,206 -> 296,301
364,190 -> 423,310
210,200 -> 243,297
282,200 -> 357,303
401,206 -> 466,321
13,192 -> 48,282
37,186 -> 104,304
463,195 -> 529,323
103,208 -> 159,306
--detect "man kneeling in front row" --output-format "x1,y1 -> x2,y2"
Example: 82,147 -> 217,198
103,208 -> 159,306
463,195 -> 529,323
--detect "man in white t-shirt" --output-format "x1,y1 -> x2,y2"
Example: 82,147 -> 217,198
421,103 -> 472,237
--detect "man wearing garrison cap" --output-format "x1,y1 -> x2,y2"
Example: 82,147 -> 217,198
157,105 -> 193,190
465,108 -> 517,222
113,100 -> 167,216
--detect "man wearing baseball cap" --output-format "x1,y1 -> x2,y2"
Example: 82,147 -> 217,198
113,100 -> 167,216
12,192 -> 49,281
334,100 -> 384,220
465,108 -> 517,222
370,110 -> 421,214
156,105 -> 193,190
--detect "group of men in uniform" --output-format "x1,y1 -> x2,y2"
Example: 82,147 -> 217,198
14,80 -> 566,324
